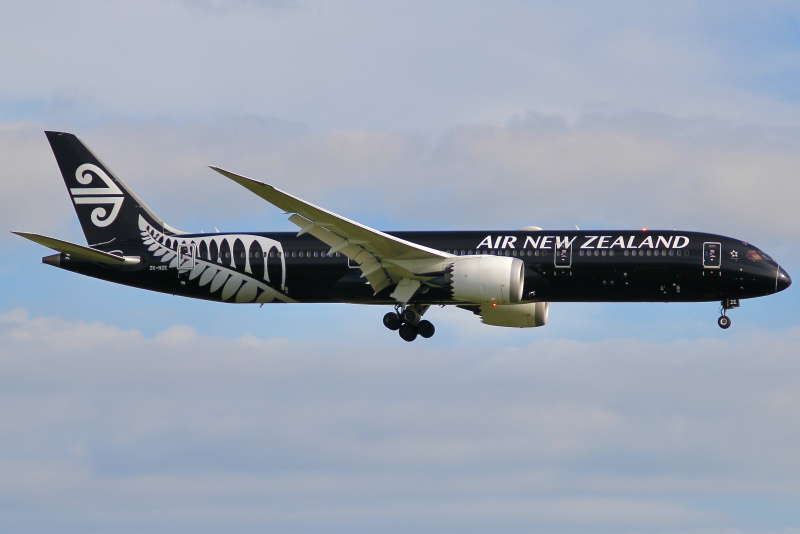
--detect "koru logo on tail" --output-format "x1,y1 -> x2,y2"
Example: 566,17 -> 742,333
70,163 -> 124,227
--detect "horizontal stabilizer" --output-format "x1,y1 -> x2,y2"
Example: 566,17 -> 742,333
12,232 -> 140,265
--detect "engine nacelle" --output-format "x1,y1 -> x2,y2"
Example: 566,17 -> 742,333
479,302 -> 549,328
448,255 -> 524,304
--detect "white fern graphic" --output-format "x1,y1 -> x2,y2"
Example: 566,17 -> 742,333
138,216 -> 294,303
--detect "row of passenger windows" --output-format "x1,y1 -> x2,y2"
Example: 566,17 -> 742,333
445,249 -> 549,256
282,251 -> 341,258
194,244 -> 691,262
442,249 -> 690,257
199,250 -> 342,260
579,249 -> 690,257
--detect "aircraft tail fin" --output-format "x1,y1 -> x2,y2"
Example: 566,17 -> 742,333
45,131 -> 182,246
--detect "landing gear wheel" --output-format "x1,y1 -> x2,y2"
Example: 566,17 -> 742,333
401,307 -> 421,326
399,324 -> 418,342
417,320 -> 435,339
383,312 -> 401,331
717,298 -> 738,330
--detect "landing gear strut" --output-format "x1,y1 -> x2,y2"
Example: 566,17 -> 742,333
384,304 -> 434,342
718,298 -> 739,329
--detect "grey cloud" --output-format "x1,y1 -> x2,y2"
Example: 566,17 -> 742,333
1,308 -> 799,531
3,1 -> 800,131
1,124 -> 75,241
5,113 -> 799,252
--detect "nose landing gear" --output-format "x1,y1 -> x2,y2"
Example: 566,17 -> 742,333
718,298 -> 739,329
384,304 -> 434,342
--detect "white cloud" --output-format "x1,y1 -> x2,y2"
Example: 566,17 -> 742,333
5,113 -> 799,252
3,1 -> 800,131
1,309 -> 799,531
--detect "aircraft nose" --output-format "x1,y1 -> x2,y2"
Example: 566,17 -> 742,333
776,266 -> 791,293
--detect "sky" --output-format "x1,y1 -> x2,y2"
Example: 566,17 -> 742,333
1,1 -> 799,532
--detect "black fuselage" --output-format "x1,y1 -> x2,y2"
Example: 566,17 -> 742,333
51,229 -> 789,306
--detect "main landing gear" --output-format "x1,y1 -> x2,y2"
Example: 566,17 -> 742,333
718,298 -> 739,329
383,304 -> 435,342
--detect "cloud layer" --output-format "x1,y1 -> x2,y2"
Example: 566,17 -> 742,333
4,1 -> 800,130
2,2 -> 800,532
5,113 -> 800,252
2,309 -> 800,532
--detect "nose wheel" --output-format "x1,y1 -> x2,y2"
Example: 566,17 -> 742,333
384,304 -> 434,341
718,298 -> 739,329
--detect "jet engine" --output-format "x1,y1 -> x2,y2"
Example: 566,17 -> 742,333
479,302 -> 549,328
446,255 -> 524,304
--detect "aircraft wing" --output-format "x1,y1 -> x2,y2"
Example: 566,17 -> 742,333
13,232 -> 140,265
209,166 -> 451,296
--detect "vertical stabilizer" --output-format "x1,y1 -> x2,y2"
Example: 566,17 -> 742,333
45,131 -> 182,246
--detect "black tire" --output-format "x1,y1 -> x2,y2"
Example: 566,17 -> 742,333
383,312 -> 401,331
401,307 -> 420,326
399,324 -> 418,342
417,320 -> 435,338
718,315 -> 731,329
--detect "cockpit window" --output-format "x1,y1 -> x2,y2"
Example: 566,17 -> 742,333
747,251 -> 762,260
747,250 -> 772,261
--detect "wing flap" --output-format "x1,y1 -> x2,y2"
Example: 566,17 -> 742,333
288,214 -> 393,294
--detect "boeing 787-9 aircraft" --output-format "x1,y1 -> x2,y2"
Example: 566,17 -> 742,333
14,132 -> 791,341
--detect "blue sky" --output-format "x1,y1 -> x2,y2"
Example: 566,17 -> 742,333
2,1 -> 799,532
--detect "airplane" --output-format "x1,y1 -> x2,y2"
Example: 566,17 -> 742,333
14,131 -> 792,341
